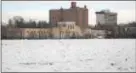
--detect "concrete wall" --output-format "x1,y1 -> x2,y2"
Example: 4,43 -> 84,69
6,28 -> 23,39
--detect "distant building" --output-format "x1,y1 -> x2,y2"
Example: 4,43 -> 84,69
90,29 -> 107,38
6,28 -> 23,39
49,2 -> 88,29
96,10 -> 117,26
117,27 -> 136,38
5,21 -> 83,39
83,28 -> 107,38
125,27 -> 136,36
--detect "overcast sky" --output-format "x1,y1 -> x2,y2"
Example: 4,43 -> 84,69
2,1 -> 136,25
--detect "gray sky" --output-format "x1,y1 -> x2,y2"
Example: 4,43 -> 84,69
2,1 -> 136,25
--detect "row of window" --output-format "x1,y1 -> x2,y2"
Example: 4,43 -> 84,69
68,25 -> 74,29
59,25 -> 74,29
27,31 -> 76,36
27,31 -> 50,34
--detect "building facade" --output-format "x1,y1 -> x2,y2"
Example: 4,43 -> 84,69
4,21 -> 83,39
22,22 -> 82,39
22,28 -> 51,39
49,2 -> 88,29
96,10 -> 117,25
56,21 -> 83,38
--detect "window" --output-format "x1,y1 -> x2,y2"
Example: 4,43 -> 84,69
47,31 -> 49,33
33,31 -> 36,34
53,17 -> 55,19
40,31 -> 43,35
63,24 -> 66,27
44,31 -> 46,34
27,31 -> 29,34
60,31 -> 63,34
72,25 -> 74,29
68,25 -> 73,29
66,31 -> 70,36
60,31 -> 64,38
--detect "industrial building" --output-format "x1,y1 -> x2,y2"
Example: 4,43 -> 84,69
49,2 -> 88,29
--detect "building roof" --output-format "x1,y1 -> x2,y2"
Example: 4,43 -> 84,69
96,10 -> 117,15
50,2 -> 87,11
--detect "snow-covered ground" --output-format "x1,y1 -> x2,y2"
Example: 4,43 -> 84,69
2,39 -> 136,72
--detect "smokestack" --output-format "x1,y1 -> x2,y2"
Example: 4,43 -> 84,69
71,2 -> 76,8
84,5 -> 87,9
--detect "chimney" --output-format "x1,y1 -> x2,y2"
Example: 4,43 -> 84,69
71,2 -> 76,8
84,5 -> 87,9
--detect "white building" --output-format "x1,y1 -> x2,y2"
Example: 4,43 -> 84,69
96,10 -> 117,25
57,21 -> 83,38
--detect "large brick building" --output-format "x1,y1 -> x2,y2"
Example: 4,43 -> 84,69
49,2 -> 88,29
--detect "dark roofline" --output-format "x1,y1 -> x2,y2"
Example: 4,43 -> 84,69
95,12 -> 105,14
50,6 -> 87,11
96,12 -> 117,15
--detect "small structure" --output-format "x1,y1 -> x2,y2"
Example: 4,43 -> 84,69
91,29 -> 107,38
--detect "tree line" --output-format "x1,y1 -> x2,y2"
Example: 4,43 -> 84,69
4,16 -> 54,28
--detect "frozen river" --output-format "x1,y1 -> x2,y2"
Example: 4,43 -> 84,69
2,39 -> 136,72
